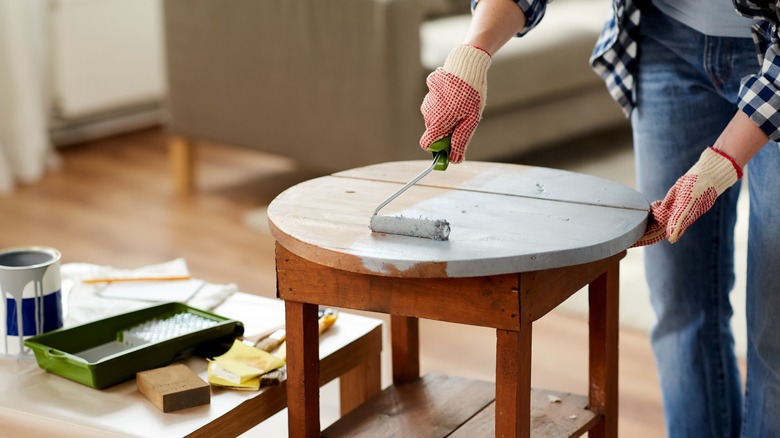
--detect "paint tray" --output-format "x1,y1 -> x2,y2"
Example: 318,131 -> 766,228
24,302 -> 244,389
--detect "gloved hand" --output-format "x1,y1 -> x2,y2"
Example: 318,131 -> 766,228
420,44 -> 492,164
634,147 -> 742,246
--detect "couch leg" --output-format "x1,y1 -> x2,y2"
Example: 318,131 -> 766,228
169,136 -> 196,195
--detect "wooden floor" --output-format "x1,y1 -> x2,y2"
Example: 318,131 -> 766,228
1,127 -> 668,436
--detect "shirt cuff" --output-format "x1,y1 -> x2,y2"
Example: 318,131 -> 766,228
739,74 -> 780,142
514,0 -> 547,36
471,0 -> 548,37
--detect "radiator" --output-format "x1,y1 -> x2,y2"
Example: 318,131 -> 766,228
48,0 -> 165,144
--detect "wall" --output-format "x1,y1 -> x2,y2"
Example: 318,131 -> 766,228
47,0 -> 165,145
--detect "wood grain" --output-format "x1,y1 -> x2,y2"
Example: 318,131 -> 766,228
322,374 -> 495,437
391,315 -> 419,385
449,390 -> 600,437
276,244 -> 522,329
334,161 -> 649,211
322,374 -> 602,438
496,327 -> 532,437
285,301 -> 321,437
136,364 -> 210,413
588,261 -> 620,437
339,353 -> 382,416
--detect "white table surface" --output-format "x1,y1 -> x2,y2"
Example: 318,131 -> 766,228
269,161 -> 649,278
0,292 -> 382,437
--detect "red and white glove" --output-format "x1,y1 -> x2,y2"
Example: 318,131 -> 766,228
420,44 -> 492,164
634,147 -> 742,246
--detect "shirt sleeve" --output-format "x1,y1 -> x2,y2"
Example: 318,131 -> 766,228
471,0 -> 549,36
514,0 -> 548,35
738,7 -> 780,141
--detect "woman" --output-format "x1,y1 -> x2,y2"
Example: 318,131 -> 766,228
419,0 -> 780,435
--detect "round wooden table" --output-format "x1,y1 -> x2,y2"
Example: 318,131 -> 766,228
268,160 -> 649,437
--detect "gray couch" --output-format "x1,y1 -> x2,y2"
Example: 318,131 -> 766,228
163,0 -> 626,192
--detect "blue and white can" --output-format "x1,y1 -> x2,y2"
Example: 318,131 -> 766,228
0,246 -> 62,356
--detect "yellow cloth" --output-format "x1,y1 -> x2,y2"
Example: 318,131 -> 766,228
207,340 -> 285,390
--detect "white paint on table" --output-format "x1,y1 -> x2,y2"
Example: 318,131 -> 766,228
269,161 -> 650,278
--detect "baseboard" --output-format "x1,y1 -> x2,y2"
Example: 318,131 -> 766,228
50,103 -> 164,147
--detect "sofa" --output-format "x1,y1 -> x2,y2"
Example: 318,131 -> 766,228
162,0 -> 626,193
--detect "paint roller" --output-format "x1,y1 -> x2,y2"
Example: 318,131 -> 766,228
369,137 -> 452,240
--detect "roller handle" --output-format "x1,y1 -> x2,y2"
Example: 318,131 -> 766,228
429,137 -> 451,171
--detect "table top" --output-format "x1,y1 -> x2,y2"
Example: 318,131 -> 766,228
0,293 -> 382,438
268,161 -> 649,278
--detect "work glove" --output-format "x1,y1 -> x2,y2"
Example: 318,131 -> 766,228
634,147 -> 742,246
420,44 -> 492,164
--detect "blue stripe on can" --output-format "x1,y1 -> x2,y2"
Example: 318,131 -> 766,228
5,290 -> 63,336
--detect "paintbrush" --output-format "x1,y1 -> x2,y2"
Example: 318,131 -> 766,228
254,327 -> 286,352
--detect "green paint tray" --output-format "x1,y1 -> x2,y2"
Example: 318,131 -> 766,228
24,302 -> 244,389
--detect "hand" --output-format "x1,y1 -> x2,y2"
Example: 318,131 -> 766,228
633,147 -> 742,246
632,218 -> 667,247
420,44 -> 491,164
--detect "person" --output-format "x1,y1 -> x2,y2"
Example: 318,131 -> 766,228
419,0 -> 780,436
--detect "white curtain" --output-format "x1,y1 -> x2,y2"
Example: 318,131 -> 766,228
0,0 -> 56,195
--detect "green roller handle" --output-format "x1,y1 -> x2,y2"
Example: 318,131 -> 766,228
371,135 -> 452,218
428,136 -> 451,171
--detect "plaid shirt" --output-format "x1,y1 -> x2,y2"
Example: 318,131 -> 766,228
513,0 -> 780,141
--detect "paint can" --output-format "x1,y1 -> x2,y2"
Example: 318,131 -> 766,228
0,246 -> 62,356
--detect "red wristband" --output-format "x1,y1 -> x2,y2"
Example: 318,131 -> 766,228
463,44 -> 492,58
708,147 -> 743,179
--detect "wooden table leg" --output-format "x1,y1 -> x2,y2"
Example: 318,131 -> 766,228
285,301 -> 321,438
391,315 -> 420,385
339,353 -> 381,415
168,135 -> 196,195
588,262 -> 620,438
495,323 -> 532,438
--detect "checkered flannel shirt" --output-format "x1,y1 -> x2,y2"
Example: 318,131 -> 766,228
507,0 -> 780,142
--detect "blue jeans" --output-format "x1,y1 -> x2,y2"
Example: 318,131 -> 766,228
632,6 -> 780,438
